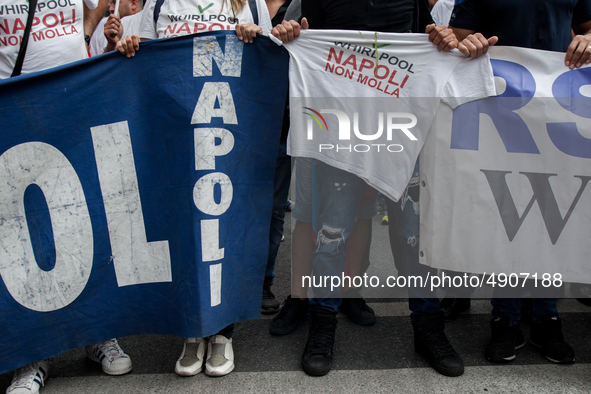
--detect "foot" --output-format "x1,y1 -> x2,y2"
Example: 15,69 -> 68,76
339,296 -> 376,326
485,317 -> 525,362
85,338 -> 132,375
301,310 -> 337,376
530,316 -> 575,364
6,361 -> 49,394
439,298 -> 470,322
412,312 -> 464,377
269,296 -> 309,335
175,338 -> 206,376
262,280 -> 281,314
205,335 -> 234,376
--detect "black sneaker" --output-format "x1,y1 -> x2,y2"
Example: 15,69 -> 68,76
262,280 -> 280,314
269,296 -> 309,335
485,316 -> 525,362
530,315 -> 575,364
412,312 -> 464,377
439,298 -> 470,322
339,297 -> 376,325
301,310 -> 337,376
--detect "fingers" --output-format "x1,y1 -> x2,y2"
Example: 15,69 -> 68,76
117,35 -> 140,58
565,35 -> 591,69
427,25 -> 458,52
458,33 -> 492,58
301,17 -> 309,30
271,20 -> 304,43
235,23 -> 262,43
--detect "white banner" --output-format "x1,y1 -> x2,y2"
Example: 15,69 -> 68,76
420,46 -> 591,284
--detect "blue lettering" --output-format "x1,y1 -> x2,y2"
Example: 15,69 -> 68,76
450,60 -> 539,154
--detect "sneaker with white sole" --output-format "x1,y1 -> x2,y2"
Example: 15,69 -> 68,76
6,361 -> 49,394
205,335 -> 234,377
85,339 -> 132,376
175,338 -> 206,376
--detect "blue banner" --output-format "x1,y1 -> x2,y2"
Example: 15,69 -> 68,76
0,31 -> 289,374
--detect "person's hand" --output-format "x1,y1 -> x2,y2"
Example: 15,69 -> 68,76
104,14 -> 123,52
426,24 -> 457,52
457,33 -> 498,58
565,34 -> 591,69
271,17 -> 309,43
235,22 -> 263,43
116,35 -> 140,57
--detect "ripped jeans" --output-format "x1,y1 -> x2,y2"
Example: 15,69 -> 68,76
309,161 -> 370,313
385,161 -> 440,321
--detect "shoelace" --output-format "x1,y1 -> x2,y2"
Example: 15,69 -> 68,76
98,339 -> 126,361
424,329 -> 456,358
309,323 -> 335,356
11,362 -> 45,389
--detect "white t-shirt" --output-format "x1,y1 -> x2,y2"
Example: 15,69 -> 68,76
139,0 -> 272,40
89,11 -> 144,56
431,0 -> 454,26
283,30 -> 496,201
0,0 -> 99,79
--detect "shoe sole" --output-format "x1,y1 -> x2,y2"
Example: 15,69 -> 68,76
269,317 -> 308,336
175,364 -> 202,377
301,361 -> 331,376
529,339 -> 575,364
486,340 -> 526,362
261,306 -> 280,314
205,363 -> 235,377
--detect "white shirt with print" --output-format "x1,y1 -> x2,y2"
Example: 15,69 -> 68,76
0,0 -> 99,79
139,0 -> 272,40
283,30 -> 496,201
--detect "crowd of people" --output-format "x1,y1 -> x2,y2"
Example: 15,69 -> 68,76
2,0 -> 591,392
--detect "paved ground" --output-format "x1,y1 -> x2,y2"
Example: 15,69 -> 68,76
2,212 -> 590,393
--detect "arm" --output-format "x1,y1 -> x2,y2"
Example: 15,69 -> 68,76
566,20 -> 591,68
84,0 -> 109,49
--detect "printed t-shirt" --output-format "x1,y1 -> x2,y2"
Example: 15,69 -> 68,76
139,0 -> 272,39
0,0 -> 99,79
283,29 -> 496,201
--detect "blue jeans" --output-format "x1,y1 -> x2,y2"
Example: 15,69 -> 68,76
309,162 -> 369,313
385,161 -> 439,321
491,298 -> 559,326
265,140 -> 291,284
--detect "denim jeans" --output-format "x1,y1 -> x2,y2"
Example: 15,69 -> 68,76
385,161 -> 439,321
491,298 -> 559,326
309,162 -> 369,313
265,140 -> 291,284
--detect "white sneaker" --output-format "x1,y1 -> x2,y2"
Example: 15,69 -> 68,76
175,338 -> 206,376
205,335 -> 234,377
85,339 -> 132,376
6,361 -> 49,394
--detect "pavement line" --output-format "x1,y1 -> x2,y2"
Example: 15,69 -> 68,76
38,364 -> 591,393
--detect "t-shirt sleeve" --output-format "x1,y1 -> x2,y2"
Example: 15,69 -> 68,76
440,54 -> 496,109
255,0 -> 273,35
574,0 -> 591,25
83,0 -> 99,10
139,0 -> 158,40
448,0 -> 479,31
